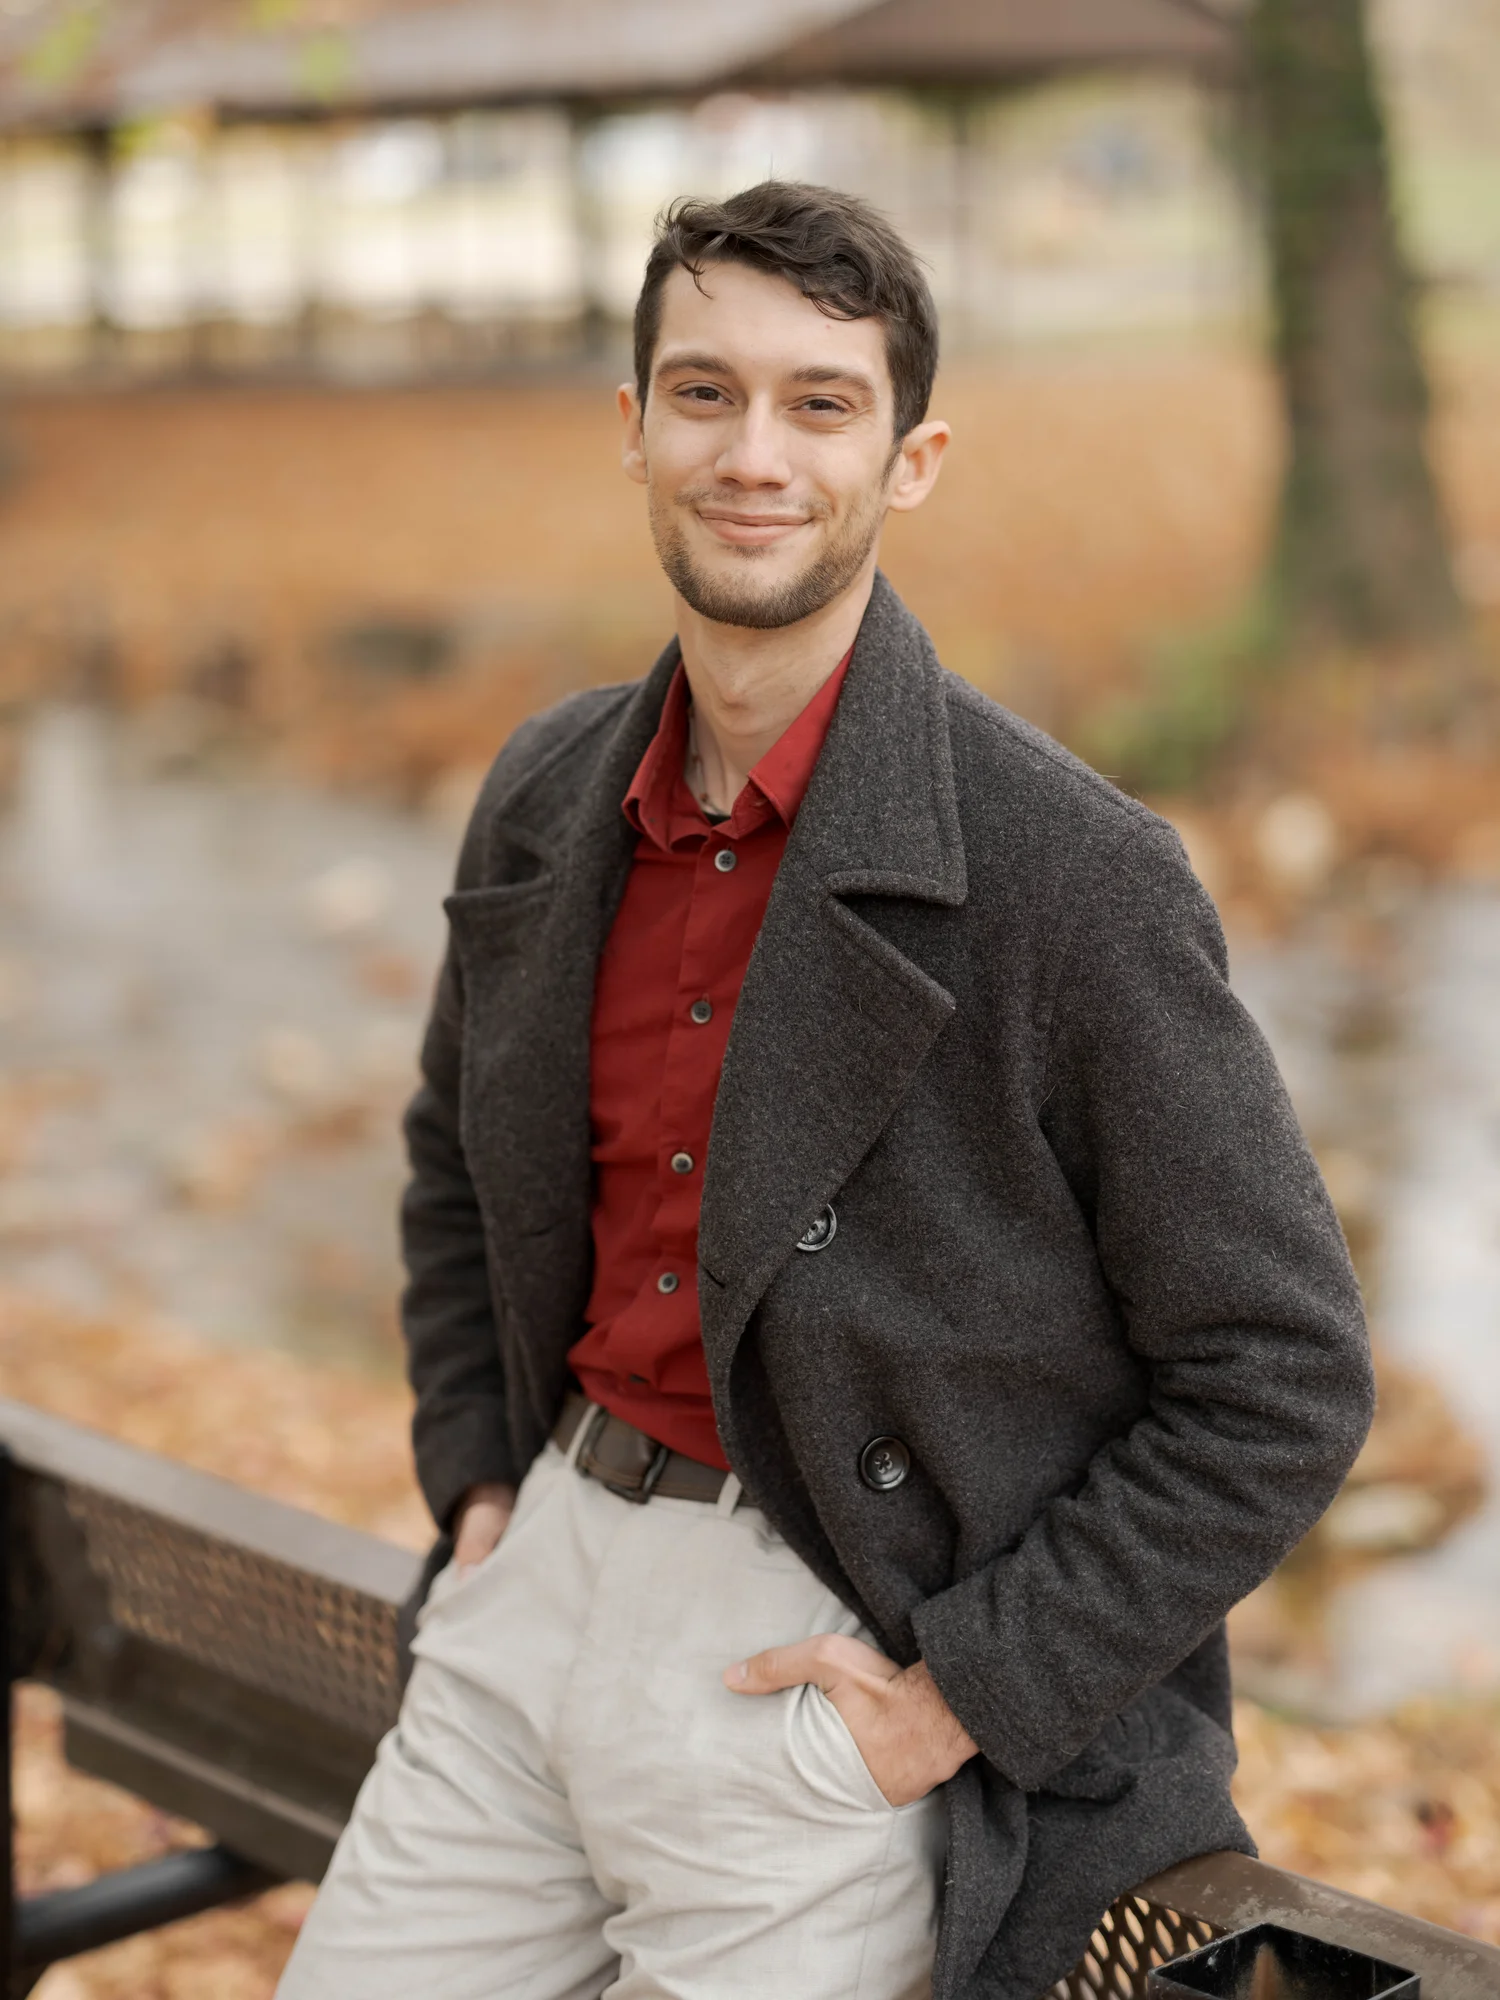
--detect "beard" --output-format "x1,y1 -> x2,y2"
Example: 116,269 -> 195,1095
648,475 -> 888,631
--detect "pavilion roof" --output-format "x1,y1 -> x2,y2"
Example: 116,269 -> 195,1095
742,0 -> 1238,91
0,0 -> 1241,132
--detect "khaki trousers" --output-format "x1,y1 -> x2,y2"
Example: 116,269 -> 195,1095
277,1439 -> 945,2000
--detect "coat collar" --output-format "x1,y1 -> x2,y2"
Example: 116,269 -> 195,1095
785,569 -> 967,910
538,568 -> 965,915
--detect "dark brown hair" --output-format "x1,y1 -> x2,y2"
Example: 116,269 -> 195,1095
633,181 -> 938,441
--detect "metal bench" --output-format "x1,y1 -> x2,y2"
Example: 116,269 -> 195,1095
2,1396 -> 1497,1998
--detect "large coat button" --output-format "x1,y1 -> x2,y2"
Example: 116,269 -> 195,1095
859,1436 -> 910,1492
795,1203 -> 837,1253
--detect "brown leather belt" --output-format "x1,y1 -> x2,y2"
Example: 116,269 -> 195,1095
553,1390 -> 728,1505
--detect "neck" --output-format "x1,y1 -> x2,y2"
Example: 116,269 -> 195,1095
674,566 -> 874,816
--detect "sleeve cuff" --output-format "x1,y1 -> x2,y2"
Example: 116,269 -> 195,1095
910,1563 -> 1079,1793
413,1398 -> 520,1534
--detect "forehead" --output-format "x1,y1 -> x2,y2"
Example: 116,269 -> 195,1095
653,261 -> 891,397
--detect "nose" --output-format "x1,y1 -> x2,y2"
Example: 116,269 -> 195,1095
713,394 -> 791,489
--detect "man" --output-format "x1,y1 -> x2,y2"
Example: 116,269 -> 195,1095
280,182 -> 1372,2000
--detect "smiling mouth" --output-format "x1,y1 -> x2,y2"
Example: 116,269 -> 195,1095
696,510 -> 811,546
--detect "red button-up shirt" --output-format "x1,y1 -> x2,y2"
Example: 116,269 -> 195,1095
567,651 -> 852,1468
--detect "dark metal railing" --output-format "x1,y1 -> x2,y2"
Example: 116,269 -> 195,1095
1,1399 -> 1497,1996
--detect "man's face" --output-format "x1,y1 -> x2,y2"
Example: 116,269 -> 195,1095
620,262 -> 939,631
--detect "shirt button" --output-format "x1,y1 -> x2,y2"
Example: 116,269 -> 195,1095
656,1270 -> 680,1294
690,998 -> 713,1025
859,1437 -> 911,1492
670,1151 -> 694,1175
713,848 -> 737,873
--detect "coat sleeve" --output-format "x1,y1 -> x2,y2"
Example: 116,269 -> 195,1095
400,939 -> 519,1533
399,740 -> 541,1532
910,816 -> 1374,1791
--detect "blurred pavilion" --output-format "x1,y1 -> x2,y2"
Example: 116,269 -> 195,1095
0,0 -> 1257,380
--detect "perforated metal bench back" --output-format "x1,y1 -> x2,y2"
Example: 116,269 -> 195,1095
0,1397 -> 418,1880
4,1400 -> 1499,1998
1049,1894 -> 1216,1998
63,1483 -> 404,1744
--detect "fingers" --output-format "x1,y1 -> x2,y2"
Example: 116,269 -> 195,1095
451,1480 -> 517,1572
453,1479 -> 517,1531
453,1496 -> 513,1572
725,1638 -> 821,1694
724,1631 -> 894,1694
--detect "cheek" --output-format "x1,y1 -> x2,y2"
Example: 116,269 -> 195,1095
645,413 -> 720,483
802,438 -> 888,512
813,475 -> 884,535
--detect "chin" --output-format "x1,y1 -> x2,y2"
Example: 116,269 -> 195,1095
696,554 -> 794,599
707,562 -> 802,605
658,515 -> 868,631
702,550 -> 790,590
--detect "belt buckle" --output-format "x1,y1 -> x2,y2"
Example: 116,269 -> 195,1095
580,1409 -> 672,1505
602,1440 -> 670,1505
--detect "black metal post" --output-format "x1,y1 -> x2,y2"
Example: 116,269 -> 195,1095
0,1443 -> 14,1993
0,1444 -> 273,1983
16,1845 -> 273,1974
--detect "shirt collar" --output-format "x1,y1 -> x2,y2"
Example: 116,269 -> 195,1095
623,647 -> 853,853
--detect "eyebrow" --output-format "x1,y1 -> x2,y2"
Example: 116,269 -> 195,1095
653,352 -> 878,399
787,364 -> 878,399
654,350 -> 735,381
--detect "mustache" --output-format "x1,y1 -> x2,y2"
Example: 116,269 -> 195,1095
674,485 -> 834,523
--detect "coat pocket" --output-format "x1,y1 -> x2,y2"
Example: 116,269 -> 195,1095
1033,1695 -> 1161,1803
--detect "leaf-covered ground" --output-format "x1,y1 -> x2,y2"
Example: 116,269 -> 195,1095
3,1293 -> 1498,1995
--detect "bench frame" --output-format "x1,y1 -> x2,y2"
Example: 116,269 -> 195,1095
1,1397 -> 1498,1998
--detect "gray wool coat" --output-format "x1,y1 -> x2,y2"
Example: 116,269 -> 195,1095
399,572 -> 1374,1999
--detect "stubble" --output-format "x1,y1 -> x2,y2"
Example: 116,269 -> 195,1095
648,474 -> 889,632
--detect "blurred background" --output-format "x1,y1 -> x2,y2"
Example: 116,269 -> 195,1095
1,0 -> 1499,1990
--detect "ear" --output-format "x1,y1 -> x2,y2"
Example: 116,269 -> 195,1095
619,381 -> 648,486
886,418 -> 951,515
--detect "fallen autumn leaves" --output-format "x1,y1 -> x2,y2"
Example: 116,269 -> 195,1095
1237,1700 -> 1500,1947
0,1290 -> 426,1996
3,1290 -> 1500,1995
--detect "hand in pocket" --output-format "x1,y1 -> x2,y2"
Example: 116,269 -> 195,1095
725,1633 -> 977,1806
452,1480 -> 517,1573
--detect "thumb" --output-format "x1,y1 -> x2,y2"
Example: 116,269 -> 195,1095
724,1638 -> 824,1696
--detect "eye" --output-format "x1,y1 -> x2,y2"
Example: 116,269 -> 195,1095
678,383 -> 728,404
798,396 -> 847,415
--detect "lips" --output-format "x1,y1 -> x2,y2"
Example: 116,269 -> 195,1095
697,511 -> 810,547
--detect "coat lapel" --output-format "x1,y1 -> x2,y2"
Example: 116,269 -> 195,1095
444,649 -> 677,1351
697,575 -> 967,1407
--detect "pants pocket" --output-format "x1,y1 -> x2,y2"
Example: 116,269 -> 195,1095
417,1538 -> 502,1625
786,1684 -> 906,1815
418,1446 -> 569,1627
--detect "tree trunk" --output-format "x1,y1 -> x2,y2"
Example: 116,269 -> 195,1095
1250,0 -> 1465,651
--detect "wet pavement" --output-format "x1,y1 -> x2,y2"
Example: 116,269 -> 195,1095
0,705 -> 455,1369
1231,885 -> 1500,1716
3,703 -> 1499,1713
1317,891 -> 1500,1714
